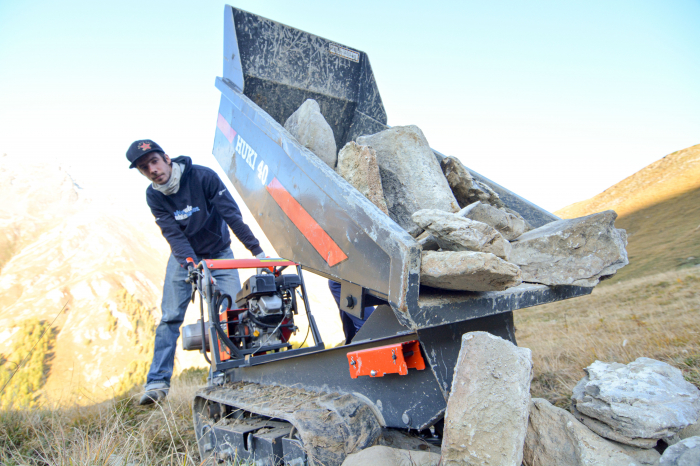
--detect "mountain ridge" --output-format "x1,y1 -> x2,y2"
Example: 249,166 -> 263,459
556,144 -> 700,219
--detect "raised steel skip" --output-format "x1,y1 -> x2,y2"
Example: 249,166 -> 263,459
212,5 -> 590,333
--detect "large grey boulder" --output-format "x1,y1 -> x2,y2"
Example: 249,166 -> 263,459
442,332 -> 532,466
524,398 -> 641,466
420,250 -> 522,291
412,209 -> 511,260
341,445 -> 441,466
440,156 -> 504,208
336,142 -> 389,215
571,358 -> 700,448
459,201 -> 527,241
357,126 -> 459,235
659,437 -> 700,466
284,99 -> 337,168
510,210 -> 628,286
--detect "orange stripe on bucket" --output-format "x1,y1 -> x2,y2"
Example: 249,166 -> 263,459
266,177 -> 348,267
217,113 -> 237,144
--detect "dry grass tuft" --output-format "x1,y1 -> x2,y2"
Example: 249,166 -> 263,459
0,369 -> 209,465
516,268 -> 700,408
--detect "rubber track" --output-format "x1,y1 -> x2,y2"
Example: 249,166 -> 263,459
196,382 -> 381,466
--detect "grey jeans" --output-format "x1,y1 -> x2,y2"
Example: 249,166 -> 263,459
146,247 -> 241,387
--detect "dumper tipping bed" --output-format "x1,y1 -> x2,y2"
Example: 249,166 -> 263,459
213,5 -> 591,330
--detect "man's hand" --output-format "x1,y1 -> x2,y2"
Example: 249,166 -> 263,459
256,251 -> 269,274
185,262 -> 197,284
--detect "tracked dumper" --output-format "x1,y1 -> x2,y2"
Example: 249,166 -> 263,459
188,6 -> 593,465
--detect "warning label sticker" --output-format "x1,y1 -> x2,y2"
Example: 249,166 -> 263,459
329,43 -> 360,63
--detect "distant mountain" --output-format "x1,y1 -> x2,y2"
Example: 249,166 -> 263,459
556,144 -> 700,283
0,154 -> 171,404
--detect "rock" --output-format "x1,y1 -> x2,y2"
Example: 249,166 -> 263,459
357,126 -> 459,235
509,210 -> 628,286
523,398 -> 641,466
659,437 -> 700,466
440,156 -> 504,208
412,209 -> 511,260
458,201 -> 527,241
441,332 -> 532,466
284,99 -> 337,168
679,421 -> 700,440
420,250 -> 522,291
341,445 -> 441,466
570,403 -> 659,449
416,231 -> 439,251
570,358 -> 700,448
336,142 -> 389,214
503,207 -> 533,232
613,441 -> 662,465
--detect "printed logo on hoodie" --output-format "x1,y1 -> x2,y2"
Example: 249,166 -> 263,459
174,205 -> 200,221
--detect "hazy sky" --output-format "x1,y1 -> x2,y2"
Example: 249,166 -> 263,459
1,0 -> 699,214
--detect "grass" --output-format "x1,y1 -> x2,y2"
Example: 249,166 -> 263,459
2,271 -> 697,464
0,319 -> 56,409
516,267 -> 700,408
0,369 -> 209,466
602,187 -> 700,284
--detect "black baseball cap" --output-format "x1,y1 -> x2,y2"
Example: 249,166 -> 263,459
126,139 -> 164,169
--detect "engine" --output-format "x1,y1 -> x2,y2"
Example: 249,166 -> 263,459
182,272 -> 302,357
231,273 -> 301,351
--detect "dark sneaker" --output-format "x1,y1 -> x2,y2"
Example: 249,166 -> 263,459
138,382 -> 169,406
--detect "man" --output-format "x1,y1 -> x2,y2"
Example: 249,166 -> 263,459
126,139 -> 265,405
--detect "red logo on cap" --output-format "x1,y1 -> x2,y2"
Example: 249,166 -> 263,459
138,142 -> 152,151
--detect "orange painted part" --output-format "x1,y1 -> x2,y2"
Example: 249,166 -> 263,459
266,177 -> 348,267
204,258 -> 296,269
216,112 -> 237,144
346,340 -> 425,379
216,308 -> 244,361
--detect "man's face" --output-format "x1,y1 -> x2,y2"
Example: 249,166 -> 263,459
136,152 -> 172,185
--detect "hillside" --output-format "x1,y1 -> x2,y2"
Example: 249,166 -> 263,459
0,155 -> 344,407
555,144 -> 700,283
0,154 -> 171,405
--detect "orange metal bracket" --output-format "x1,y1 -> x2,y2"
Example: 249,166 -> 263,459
346,340 -> 425,379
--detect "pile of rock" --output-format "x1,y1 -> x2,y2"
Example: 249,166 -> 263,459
285,99 -> 628,292
527,358 -> 700,466
338,335 -> 700,466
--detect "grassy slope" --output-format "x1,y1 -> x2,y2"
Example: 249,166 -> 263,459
609,187 -> 700,283
0,370 -> 208,466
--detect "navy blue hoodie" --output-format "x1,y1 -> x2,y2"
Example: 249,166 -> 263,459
146,156 -> 263,266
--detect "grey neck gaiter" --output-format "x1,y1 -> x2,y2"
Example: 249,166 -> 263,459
152,162 -> 184,196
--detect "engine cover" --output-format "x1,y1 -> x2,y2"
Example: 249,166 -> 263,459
236,274 -> 276,307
